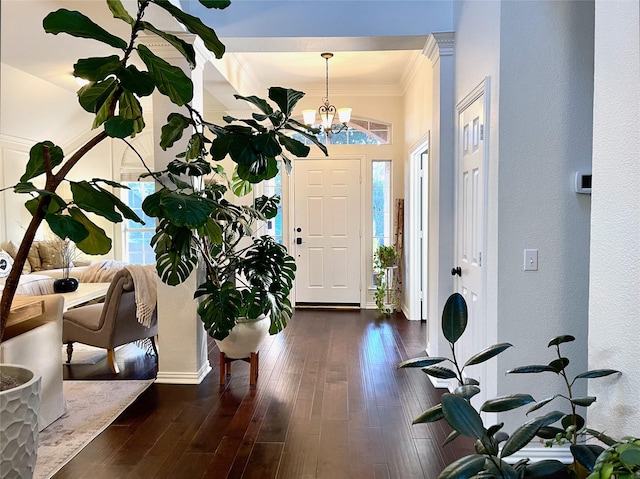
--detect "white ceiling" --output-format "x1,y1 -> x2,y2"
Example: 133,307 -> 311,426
1,1 -> 426,109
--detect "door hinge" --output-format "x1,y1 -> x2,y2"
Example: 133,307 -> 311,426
480,125 -> 484,141
478,252 -> 482,267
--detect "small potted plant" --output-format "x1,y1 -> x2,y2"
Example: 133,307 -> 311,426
374,244 -> 400,314
52,238 -> 80,293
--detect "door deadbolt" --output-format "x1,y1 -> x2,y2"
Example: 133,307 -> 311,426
451,266 -> 461,276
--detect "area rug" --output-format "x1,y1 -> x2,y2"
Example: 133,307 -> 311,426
34,379 -> 154,479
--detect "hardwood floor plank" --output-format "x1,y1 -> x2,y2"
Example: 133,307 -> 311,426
55,309 -> 471,478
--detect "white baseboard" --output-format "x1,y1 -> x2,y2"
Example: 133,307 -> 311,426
155,362 -> 212,384
504,444 -> 573,464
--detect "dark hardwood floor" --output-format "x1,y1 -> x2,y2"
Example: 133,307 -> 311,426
56,309 -> 473,479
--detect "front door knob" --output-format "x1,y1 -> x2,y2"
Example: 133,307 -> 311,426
451,266 -> 461,276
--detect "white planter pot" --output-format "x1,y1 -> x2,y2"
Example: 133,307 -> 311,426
0,364 -> 41,479
214,315 -> 270,360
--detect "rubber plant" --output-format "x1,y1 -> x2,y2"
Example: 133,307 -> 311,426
0,0 -> 326,341
399,293 -> 623,479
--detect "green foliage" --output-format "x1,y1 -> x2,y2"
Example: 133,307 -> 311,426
587,438 -> 640,479
398,293 -> 624,479
373,244 -> 400,314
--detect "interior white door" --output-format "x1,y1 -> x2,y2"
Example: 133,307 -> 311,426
294,159 -> 361,304
455,92 -> 486,381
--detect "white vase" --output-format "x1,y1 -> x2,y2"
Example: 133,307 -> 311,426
0,364 -> 41,479
214,314 -> 270,359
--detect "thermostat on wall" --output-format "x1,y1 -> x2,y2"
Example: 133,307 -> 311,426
574,171 -> 592,194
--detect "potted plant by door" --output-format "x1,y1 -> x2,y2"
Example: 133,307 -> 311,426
374,244 -> 400,314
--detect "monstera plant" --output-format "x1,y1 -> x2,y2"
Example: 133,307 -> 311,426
0,0 -> 326,341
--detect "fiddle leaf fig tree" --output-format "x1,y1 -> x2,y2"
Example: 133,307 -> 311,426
0,0 -> 326,341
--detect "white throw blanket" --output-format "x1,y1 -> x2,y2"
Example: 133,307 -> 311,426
80,260 -> 128,283
124,264 -> 157,328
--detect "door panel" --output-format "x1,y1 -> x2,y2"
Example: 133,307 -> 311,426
294,159 -> 361,304
456,94 -> 485,383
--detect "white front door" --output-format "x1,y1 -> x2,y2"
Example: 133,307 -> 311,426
455,88 -> 487,382
293,158 -> 361,305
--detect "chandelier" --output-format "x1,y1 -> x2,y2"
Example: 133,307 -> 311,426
302,53 -> 352,135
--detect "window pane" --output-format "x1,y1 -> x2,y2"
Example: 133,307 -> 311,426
371,160 -> 392,285
121,181 -> 156,265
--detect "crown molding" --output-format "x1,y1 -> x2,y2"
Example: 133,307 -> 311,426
423,32 -> 455,66
399,50 -> 428,96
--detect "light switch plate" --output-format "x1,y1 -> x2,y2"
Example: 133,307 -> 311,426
524,249 -> 538,271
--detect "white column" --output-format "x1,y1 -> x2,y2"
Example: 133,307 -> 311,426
588,1 -> 640,436
150,41 -> 211,384
422,32 -> 455,374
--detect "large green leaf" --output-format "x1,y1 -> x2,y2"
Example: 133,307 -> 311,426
500,411 -> 564,458
526,395 -> 560,415
107,0 -> 134,24
233,94 -> 274,115
44,213 -> 89,243
253,195 -> 280,219
441,393 -> 486,440
95,185 -> 143,223
117,65 -> 155,97
43,9 -> 127,50
137,44 -> 193,106
199,0 -> 231,8
549,357 -> 570,373
570,396 -> 597,407
78,78 -> 118,113
453,385 -> 481,400
160,192 -> 215,228
140,21 -> 196,68
507,365 -> 557,374
230,168 -> 252,197
92,85 -> 119,129
151,0 -> 226,59
574,369 -> 620,380
277,132 -> 311,158
160,113 -> 191,150
464,342 -> 513,367
619,444 -> 640,467
118,91 -> 145,135
548,335 -> 575,347
422,366 -> 458,380
201,218 -> 223,244
268,87 -> 304,116
398,356 -> 448,368
196,281 -> 243,340
442,293 -> 468,344
571,444 -> 604,472
71,181 -> 122,222
438,454 -> 486,479
68,207 -> 112,254
74,55 -> 122,82
150,221 -> 197,285
523,460 -> 567,477
21,141 -> 64,182
480,394 -> 535,413
252,132 -> 282,156
562,414 -> 585,431
104,116 -> 134,138
412,404 -> 444,424
236,156 -> 279,183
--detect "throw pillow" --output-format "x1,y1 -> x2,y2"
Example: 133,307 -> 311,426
0,250 -> 13,279
38,241 -> 65,270
27,242 -> 42,271
3,240 -> 32,274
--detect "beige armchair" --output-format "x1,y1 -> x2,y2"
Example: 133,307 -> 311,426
62,268 -> 158,374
